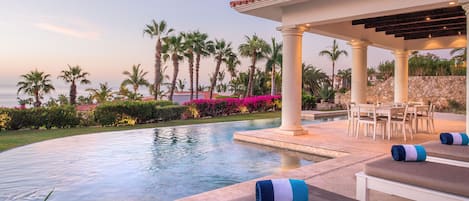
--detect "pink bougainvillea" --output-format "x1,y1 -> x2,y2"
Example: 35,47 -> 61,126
183,95 -> 281,118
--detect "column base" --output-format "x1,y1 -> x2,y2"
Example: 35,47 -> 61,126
276,127 -> 308,136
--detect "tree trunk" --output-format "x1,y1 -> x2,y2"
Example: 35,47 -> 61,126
188,51 -> 194,100
270,64 -> 276,96
70,81 -> 77,105
169,54 -> 179,101
210,56 -> 222,99
331,61 -> 335,90
246,53 -> 257,97
133,84 -> 138,94
155,39 -> 162,100
34,90 -> 40,107
195,53 -> 201,99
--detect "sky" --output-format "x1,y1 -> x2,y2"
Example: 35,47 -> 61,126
0,0 -> 453,107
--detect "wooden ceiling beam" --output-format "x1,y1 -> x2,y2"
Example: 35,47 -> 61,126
395,27 -> 465,37
375,18 -> 466,32
384,22 -> 466,34
403,30 -> 466,40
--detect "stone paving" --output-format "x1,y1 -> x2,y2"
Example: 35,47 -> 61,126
178,113 -> 465,201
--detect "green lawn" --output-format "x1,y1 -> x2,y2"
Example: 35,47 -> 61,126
0,112 -> 281,152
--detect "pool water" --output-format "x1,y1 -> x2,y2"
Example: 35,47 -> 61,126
0,117 -> 342,201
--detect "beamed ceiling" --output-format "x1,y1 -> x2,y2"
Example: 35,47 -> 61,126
352,6 -> 466,40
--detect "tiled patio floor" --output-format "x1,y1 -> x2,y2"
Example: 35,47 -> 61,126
178,113 -> 465,201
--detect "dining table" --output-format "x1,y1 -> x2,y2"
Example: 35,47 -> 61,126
351,105 -> 406,140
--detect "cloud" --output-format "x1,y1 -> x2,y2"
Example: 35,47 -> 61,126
34,22 -> 100,40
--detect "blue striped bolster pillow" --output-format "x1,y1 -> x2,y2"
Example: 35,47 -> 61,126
391,145 -> 426,162
440,132 -> 469,145
256,179 -> 308,201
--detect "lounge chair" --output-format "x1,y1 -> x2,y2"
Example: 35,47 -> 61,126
356,157 -> 469,201
422,141 -> 469,168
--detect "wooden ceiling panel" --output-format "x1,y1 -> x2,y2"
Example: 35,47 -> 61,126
352,6 -> 467,40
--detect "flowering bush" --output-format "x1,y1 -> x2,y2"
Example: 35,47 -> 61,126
0,113 -> 11,132
184,95 -> 281,118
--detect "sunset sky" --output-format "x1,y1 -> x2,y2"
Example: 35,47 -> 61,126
0,0 -> 452,106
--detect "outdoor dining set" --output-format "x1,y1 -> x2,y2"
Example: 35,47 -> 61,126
346,102 -> 436,141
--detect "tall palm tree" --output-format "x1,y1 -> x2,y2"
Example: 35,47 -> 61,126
149,66 -> 171,99
86,82 -> 113,103
182,32 -> 195,100
238,34 -> 271,97
302,64 -> 329,96
226,53 -> 241,80
319,39 -> 348,90
121,64 -> 150,95
143,19 -> 174,101
58,64 -> 91,105
17,69 -> 55,107
192,31 -> 212,99
209,39 -> 236,99
163,34 -> 185,101
265,38 -> 282,95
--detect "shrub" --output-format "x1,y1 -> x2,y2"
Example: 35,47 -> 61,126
93,100 -> 186,126
0,106 -> 80,130
0,113 -> 11,131
302,94 -> 316,110
184,95 -> 281,118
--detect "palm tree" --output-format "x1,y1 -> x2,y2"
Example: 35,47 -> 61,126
177,79 -> 186,92
238,34 -> 271,97
182,32 -> 195,100
121,64 -> 150,95
319,39 -> 348,90
450,47 -> 466,67
58,65 -> 91,105
163,34 -> 185,101
192,31 -> 212,99
209,39 -> 236,99
302,64 -> 329,96
86,82 -> 113,103
17,70 -> 55,107
265,38 -> 282,95
143,19 -> 174,101
149,66 -> 171,99
336,68 -> 352,90
226,53 -> 241,80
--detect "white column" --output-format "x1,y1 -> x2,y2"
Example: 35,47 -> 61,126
349,40 -> 369,104
463,3 -> 469,134
393,50 -> 410,103
278,26 -> 306,136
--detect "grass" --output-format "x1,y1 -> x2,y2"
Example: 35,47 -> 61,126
0,111 -> 281,152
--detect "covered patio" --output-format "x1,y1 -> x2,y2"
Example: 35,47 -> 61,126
230,0 -> 468,136
179,1 -> 469,200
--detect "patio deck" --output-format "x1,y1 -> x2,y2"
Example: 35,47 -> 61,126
178,112 -> 465,201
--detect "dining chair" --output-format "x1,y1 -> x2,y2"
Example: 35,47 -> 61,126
354,104 -> 387,140
390,105 -> 414,141
414,103 -> 435,134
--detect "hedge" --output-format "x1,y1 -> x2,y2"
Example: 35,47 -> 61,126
93,101 -> 187,126
0,106 -> 80,130
184,95 -> 281,118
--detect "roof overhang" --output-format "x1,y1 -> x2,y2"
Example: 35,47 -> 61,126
231,0 -> 468,50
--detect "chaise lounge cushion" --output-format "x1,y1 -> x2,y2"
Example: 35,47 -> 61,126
423,141 -> 469,162
364,157 -> 469,197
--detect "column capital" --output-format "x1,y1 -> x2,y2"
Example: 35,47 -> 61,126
348,40 -> 370,49
393,49 -> 411,57
277,25 -> 306,36
461,2 -> 469,14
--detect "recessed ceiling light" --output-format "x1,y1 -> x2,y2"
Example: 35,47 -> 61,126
428,34 -> 432,38
425,17 -> 431,21
305,23 -> 311,27
443,26 -> 448,30
458,31 -> 462,35
449,1 -> 456,5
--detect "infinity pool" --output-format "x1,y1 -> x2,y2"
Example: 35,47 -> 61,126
0,117 -> 342,201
